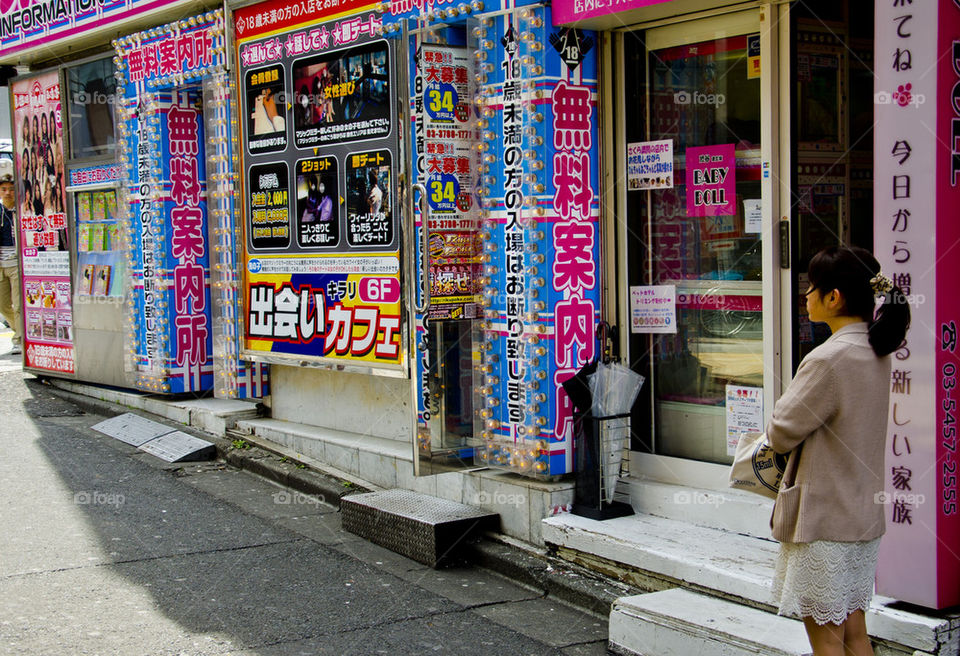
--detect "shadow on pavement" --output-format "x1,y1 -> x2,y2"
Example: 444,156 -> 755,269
6,374 -> 587,656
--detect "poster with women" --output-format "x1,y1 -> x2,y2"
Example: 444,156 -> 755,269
246,64 -> 288,154
292,40 -> 391,147
11,70 -> 75,374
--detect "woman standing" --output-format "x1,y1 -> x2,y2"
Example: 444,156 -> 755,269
767,246 -> 910,656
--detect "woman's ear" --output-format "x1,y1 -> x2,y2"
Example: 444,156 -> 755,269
826,288 -> 845,312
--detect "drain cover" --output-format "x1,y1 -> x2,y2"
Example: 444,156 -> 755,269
91,413 -> 215,462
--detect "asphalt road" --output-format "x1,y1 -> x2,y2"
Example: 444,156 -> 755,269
0,356 -> 611,656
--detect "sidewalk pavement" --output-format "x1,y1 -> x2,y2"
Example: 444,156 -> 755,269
0,328 -> 22,373
1,364 -> 620,655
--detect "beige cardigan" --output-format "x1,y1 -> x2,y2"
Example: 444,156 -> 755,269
766,322 -> 891,543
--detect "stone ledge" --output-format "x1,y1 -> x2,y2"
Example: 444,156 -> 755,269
624,476 -> 774,539
46,378 -> 259,434
544,512 -> 955,654
610,588 -> 812,656
235,417 -> 412,463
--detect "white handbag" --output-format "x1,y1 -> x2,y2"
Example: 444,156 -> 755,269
728,432 -> 787,499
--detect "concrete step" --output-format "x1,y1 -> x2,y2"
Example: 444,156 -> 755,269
544,510 -> 779,605
544,512 -> 954,655
342,489 -> 499,567
610,587 -> 812,656
234,417 -> 411,488
47,378 -> 260,434
624,476 -> 774,539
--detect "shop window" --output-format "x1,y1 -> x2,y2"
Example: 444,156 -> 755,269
66,58 -> 116,160
625,28 -> 764,465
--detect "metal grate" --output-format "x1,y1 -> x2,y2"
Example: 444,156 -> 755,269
341,489 -> 499,568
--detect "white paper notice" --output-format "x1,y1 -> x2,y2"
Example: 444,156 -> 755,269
630,285 -> 677,333
726,385 -> 764,456
627,140 -> 674,190
743,199 -> 762,233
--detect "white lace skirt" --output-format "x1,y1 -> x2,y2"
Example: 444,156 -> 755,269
772,538 -> 880,626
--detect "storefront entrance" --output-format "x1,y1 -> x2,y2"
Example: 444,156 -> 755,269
612,2 -> 875,485
615,9 -> 775,482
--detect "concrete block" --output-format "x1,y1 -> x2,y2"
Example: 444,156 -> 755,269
625,477 -> 774,539
610,588 -> 812,656
324,443 -> 359,477
358,450 -> 399,489
434,472 -> 465,504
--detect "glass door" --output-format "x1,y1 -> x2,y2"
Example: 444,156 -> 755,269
791,2 -> 875,367
620,9 -> 776,471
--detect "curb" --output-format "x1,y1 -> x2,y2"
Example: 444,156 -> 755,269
41,377 -> 634,618
465,539 -> 634,617
221,439 -> 368,505
39,378 -> 369,506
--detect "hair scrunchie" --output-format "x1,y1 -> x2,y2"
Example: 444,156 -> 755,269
870,273 -> 894,297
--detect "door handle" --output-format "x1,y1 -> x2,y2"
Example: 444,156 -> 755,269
779,217 -> 790,269
414,183 -> 430,314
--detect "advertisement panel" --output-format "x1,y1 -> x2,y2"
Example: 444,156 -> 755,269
420,44 -> 480,321
235,1 -> 403,370
11,71 -> 75,374
408,10 -> 601,477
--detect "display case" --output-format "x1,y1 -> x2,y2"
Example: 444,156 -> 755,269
72,187 -> 124,299
64,166 -> 128,387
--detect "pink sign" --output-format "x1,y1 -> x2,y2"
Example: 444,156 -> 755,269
11,71 -> 75,374
875,0 -> 960,610
0,0 -> 191,61
685,144 -> 735,217
933,0 -> 960,610
551,0 -> 672,27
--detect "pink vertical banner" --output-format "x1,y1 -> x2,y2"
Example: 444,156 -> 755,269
11,71 -> 76,375
685,143 -> 735,217
876,0 -> 960,609
934,0 -> 960,610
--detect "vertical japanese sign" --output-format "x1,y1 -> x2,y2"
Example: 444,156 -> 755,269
501,22 -> 527,448
875,0 -> 960,609
420,45 -> 480,321
11,71 -> 75,374
550,26 -> 601,476
167,97 -> 212,391
116,15 -> 222,393
462,13 -> 600,478
236,0 -> 402,369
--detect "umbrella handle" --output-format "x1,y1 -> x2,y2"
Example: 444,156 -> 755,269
596,321 -> 618,364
